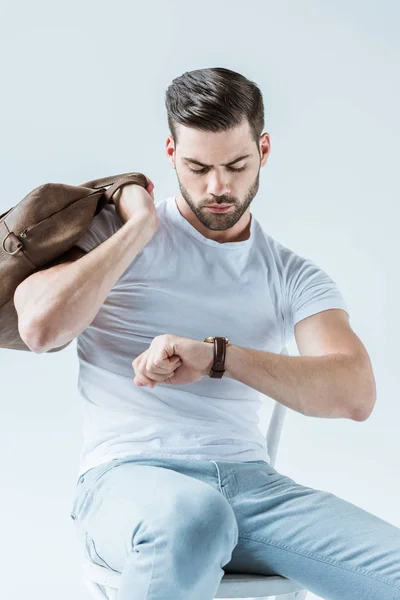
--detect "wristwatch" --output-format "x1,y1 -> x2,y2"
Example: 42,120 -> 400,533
203,336 -> 230,378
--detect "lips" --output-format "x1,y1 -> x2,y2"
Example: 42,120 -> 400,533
207,205 -> 233,213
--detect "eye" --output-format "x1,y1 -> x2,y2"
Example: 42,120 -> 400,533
188,166 -> 247,175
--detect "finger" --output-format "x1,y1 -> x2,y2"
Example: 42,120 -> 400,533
137,358 -> 182,385
134,373 -> 157,388
141,368 -> 178,383
134,360 -> 176,385
133,355 -> 157,386
150,355 -> 181,374
145,178 -> 154,193
132,352 -> 146,369
144,353 -> 180,376
133,349 -> 181,384
134,368 -> 177,387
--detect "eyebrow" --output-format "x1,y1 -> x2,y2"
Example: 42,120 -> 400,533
183,154 -> 253,168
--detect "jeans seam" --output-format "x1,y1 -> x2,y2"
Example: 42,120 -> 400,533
210,460 -> 239,543
238,533 -> 400,591
210,460 -> 224,495
143,531 -> 157,600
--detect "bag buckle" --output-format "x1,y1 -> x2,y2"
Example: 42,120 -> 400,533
2,231 -> 23,255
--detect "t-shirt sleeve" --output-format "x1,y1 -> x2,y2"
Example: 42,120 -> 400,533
74,203 -> 123,253
273,239 -> 349,343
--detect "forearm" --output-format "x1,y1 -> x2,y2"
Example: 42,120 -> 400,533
223,345 -> 369,420
17,216 -> 151,352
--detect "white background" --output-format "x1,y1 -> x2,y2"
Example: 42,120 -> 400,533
0,1 -> 399,598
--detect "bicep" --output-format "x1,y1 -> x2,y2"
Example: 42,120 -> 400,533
294,308 -> 367,360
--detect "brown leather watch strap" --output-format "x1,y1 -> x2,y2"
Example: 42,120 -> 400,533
204,336 -> 229,379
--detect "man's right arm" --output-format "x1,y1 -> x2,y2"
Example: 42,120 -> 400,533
14,215 -> 156,353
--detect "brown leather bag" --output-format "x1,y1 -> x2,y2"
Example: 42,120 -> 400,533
0,171 -> 148,353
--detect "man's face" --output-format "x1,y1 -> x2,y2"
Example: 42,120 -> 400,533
166,119 -> 270,232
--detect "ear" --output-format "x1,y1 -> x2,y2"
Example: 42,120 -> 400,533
166,135 -> 176,169
259,132 -> 271,167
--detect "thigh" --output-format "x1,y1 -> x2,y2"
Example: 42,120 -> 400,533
71,459 -> 238,574
224,462 -> 400,598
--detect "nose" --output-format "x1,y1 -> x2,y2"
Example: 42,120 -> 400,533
206,171 -> 230,196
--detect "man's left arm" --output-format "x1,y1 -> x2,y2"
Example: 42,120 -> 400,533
223,308 -> 376,421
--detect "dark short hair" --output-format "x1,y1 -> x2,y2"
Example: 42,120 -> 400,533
165,67 -> 265,149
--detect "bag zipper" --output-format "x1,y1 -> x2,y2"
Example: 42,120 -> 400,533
12,189 -> 104,240
18,211 -> 73,239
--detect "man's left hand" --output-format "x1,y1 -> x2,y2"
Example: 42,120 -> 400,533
132,334 -> 214,388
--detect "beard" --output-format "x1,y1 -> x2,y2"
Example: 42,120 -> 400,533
176,168 -> 260,231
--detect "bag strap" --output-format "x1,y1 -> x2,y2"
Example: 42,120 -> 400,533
80,172 -> 149,215
80,172 -> 148,193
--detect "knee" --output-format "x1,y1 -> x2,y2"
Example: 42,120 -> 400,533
163,486 -> 238,549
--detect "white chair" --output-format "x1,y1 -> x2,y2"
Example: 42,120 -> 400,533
80,346 -> 309,599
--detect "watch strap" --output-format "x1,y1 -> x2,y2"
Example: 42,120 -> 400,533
204,336 -> 229,378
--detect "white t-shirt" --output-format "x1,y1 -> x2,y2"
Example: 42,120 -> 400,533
74,196 -> 349,479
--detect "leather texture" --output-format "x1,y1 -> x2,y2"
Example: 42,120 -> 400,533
0,172 -> 148,352
204,336 -> 229,378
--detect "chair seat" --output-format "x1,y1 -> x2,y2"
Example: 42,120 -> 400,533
82,560 -> 306,598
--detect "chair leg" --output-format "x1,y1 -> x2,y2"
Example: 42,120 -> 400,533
107,588 -> 118,600
83,578 -> 110,600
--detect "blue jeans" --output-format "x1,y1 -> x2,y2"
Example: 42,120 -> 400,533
70,456 -> 400,600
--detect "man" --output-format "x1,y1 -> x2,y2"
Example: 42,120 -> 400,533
15,67 -> 400,599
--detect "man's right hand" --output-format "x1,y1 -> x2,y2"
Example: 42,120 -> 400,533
111,176 -> 159,234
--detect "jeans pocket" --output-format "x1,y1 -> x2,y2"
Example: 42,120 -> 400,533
84,532 -> 119,573
70,460 -> 121,523
70,477 -> 92,523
